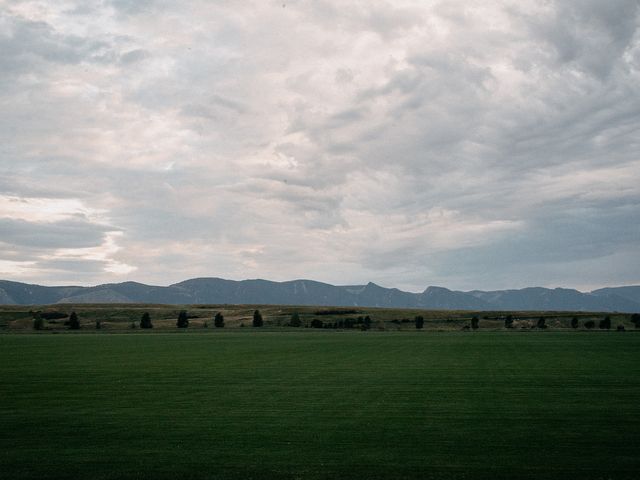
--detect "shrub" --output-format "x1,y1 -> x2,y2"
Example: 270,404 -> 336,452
631,313 -> 640,328
599,316 -> 611,330
584,320 -> 595,329
177,310 -> 189,328
68,311 -> 80,330
471,316 -> 479,330
571,317 -> 579,329
140,312 -> 153,329
415,315 -> 424,329
504,315 -> 514,328
617,325 -> 625,332
536,317 -> 546,329
252,310 -> 263,328
96,320 -> 102,330
310,319 -> 323,329
290,312 -> 301,327
214,312 -> 224,328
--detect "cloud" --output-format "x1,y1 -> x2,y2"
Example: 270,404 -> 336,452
0,0 -> 639,290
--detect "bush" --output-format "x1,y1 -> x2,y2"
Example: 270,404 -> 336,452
415,315 -> 424,329
599,316 -> 611,330
584,320 -> 595,329
214,312 -> 224,328
631,314 -> 640,328
310,319 -> 323,329
252,310 -> 263,328
536,317 -> 547,329
571,317 -> 579,329
617,325 -> 625,332
290,312 -> 301,327
471,316 -> 479,330
96,320 -> 102,330
68,311 -> 80,330
140,312 -> 153,329
504,315 -> 514,328
177,310 -> 189,328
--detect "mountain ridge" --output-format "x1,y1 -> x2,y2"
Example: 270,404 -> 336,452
1,278 -> 639,312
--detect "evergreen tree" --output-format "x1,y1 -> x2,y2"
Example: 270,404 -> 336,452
253,310 -> 263,327
68,311 -> 80,330
177,310 -> 189,328
214,312 -> 224,328
140,312 -> 153,329
471,316 -> 479,330
599,316 -> 611,330
571,317 -> 579,329
536,316 -> 546,329
415,315 -> 424,329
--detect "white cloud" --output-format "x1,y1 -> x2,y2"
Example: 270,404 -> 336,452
0,0 -> 639,290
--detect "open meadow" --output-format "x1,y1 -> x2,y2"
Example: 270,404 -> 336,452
1,330 -> 639,479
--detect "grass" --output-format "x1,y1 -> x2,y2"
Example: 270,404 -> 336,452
1,331 -> 639,479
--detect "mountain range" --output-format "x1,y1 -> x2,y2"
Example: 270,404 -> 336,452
1,278 -> 639,312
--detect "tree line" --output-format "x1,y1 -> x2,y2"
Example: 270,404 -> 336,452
31,310 -> 640,331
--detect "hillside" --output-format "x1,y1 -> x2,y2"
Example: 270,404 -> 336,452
1,278 -> 639,312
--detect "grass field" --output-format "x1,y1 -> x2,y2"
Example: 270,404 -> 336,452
1,332 -> 639,479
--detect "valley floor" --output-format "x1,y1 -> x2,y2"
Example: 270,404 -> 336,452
1,332 -> 639,479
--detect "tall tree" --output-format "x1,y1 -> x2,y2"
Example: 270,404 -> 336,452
214,312 -> 224,328
415,315 -> 424,329
140,312 -> 153,329
32,312 -> 44,331
177,310 -> 189,328
471,316 -> 479,330
253,310 -> 263,327
68,311 -> 80,330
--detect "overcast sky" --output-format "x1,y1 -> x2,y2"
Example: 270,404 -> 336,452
1,0 -> 639,291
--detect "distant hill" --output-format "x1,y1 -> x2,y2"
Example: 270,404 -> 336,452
1,278 -> 639,312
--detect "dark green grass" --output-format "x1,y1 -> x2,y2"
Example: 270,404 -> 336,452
1,332 -> 639,479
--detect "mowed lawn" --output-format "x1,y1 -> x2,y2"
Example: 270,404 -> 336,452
1,332 -> 639,479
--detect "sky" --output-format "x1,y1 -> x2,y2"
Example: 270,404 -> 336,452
1,0 -> 639,292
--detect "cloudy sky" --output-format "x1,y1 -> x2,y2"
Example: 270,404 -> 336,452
1,0 -> 639,292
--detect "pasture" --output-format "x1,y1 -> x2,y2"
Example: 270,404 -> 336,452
1,331 -> 639,479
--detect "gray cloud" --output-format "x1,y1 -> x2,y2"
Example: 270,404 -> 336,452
0,0 -> 639,290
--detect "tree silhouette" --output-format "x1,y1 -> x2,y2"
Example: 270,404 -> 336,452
214,312 -> 224,328
68,311 -> 80,330
253,310 -> 263,327
536,317 -> 547,329
471,316 -> 479,330
415,315 -> 424,329
599,316 -> 611,330
571,317 -> 579,329
140,312 -> 153,329
177,310 -> 189,328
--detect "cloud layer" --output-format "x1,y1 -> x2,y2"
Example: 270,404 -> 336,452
1,0 -> 639,291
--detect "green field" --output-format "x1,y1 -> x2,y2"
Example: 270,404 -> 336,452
1,332 -> 639,479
